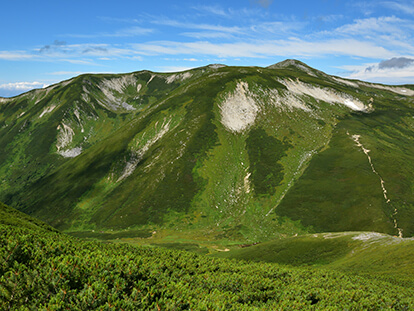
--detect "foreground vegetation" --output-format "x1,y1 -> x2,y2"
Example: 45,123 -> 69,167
1,203 -> 414,310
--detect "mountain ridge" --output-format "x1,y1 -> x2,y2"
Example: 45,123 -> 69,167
1,60 -> 414,243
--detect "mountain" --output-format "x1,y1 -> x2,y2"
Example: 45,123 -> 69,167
1,60 -> 414,243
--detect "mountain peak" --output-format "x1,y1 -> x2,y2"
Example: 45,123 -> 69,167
207,63 -> 227,69
267,59 -> 325,77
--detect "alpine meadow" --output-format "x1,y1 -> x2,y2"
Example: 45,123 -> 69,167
2,60 -> 414,310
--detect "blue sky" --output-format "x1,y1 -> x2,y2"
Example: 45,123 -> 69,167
1,0 -> 413,97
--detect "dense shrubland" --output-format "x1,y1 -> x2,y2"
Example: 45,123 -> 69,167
1,221 -> 413,310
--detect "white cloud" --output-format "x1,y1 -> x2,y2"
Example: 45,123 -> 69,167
336,16 -> 402,35
64,26 -> 153,38
334,16 -> 411,39
191,5 -> 228,17
131,38 -> 394,59
180,31 -> 236,39
340,58 -> 414,84
156,66 -> 195,72
349,68 -> 414,84
249,21 -> 305,35
60,59 -> 98,65
47,71 -> 83,76
381,1 -> 414,15
0,51 -> 35,60
191,5 -> 264,19
151,17 -> 244,35
98,16 -> 141,24
0,81 -> 50,97
0,81 -> 48,90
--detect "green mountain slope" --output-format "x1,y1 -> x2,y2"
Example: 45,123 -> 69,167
1,60 -> 414,242
0,201 -> 57,232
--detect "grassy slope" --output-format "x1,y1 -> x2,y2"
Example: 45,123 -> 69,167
0,201 -> 57,232
215,232 -> 414,286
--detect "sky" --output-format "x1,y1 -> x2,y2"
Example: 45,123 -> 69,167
1,0 -> 414,97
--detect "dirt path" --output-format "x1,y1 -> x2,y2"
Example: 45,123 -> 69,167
350,133 -> 403,238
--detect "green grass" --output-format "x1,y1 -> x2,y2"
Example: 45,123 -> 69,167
215,231 -> 414,287
215,233 -> 354,266
246,127 -> 290,196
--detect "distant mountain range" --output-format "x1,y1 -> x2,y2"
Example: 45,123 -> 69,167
1,59 -> 414,242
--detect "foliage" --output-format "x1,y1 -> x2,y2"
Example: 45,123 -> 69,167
1,222 -> 414,310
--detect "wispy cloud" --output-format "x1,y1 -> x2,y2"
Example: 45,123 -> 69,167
1,2 -> 413,87
251,0 -> 273,9
249,21 -> 306,35
190,4 -> 267,20
180,31 -> 236,39
191,5 -> 228,17
47,71 -> 83,76
97,16 -> 142,24
151,17 -> 244,35
39,40 -> 67,53
0,51 -> 36,60
381,1 -> 414,15
315,15 -> 414,56
151,14 -> 305,41
335,16 -> 408,37
131,38 -> 394,59
64,26 -> 153,39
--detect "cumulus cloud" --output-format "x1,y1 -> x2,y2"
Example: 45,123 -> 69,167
343,57 -> 414,84
365,57 -> 414,72
378,57 -> 414,69
0,81 -> 47,90
0,81 -> 49,97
